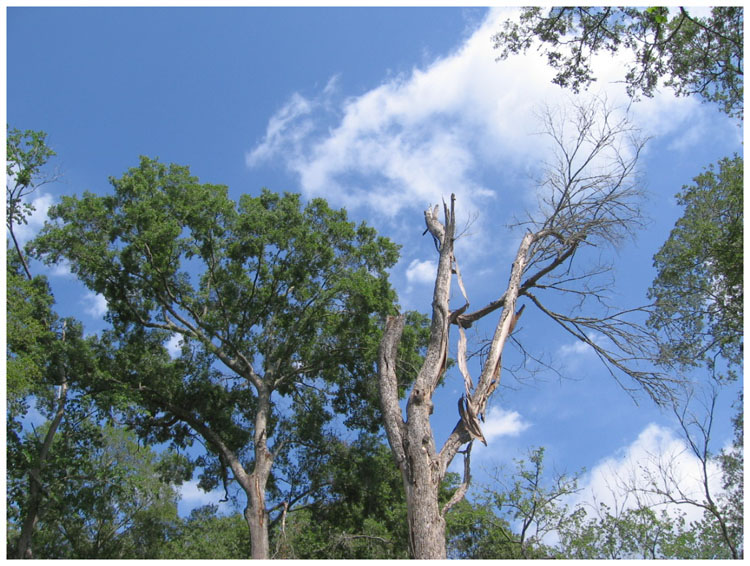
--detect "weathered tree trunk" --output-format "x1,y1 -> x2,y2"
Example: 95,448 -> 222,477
380,329 -> 449,557
378,196 -> 532,558
378,198 -> 458,559
402,403 -> 448,559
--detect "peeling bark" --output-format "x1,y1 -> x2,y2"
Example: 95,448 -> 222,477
378,197 -> 537,558
378,100 -> 659,558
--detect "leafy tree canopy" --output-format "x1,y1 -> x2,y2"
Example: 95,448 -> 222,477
8,424 -> 190,559
494,7 -> 743,119
647,155 -> 743,373
29,156 -> 422,555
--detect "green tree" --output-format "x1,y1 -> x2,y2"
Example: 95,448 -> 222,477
13,425 -> 189,559
648,155 -> 743,373
446,496 -> 519,559
30,156 -> 404,558
271,436 -> 410,559
5,127 -> 87,559
494,7 -> 743,119
160,505 -> 251,559
558,504 -> 696,559
451,411 -> 743,559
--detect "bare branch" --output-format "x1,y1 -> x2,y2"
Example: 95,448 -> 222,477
377,314 -> 407,467
441,443 -> 472,517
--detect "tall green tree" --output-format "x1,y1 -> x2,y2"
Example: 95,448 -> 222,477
648,155 -> 743,374
9,424 -> 190,559
5,127 -> 90,560
494,7 -> 743,119
30,156 -> 405,558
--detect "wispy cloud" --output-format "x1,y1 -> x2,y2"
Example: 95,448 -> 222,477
246,7 -> 717,230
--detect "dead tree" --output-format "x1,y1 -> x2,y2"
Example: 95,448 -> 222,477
378,97 -> 674,558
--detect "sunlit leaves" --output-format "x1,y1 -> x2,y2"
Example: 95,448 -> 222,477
648,155 -> 743,372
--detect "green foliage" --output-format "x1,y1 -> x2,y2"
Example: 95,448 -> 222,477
446,447 -> 581,559
494,7 -> 743,119
6,250 -> 55,410
648,155 -> 743,372
717,395 -> 744,554
160,505 -> 252,559
445,424 -> 743,559
271,437 -> 410,558
446,496 -> 520,559
28,155 -> 411,554
559,504 -> 698,559
6,126 -> 56,228
8,424 -> 188,559
31,157 -> 401,401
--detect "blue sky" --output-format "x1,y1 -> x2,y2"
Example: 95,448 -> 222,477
6,5 -> 743,522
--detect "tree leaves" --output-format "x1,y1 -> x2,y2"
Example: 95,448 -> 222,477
29,155 -> 406,556
494,7 -> 743,119
648,155 -> 743,372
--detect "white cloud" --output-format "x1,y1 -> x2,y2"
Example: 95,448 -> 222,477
572,423 -> 722,524
405,258 -> 437,285
9,192 -> 55,246
246,7 -> 718,227
559,340 -> 593,358
482,405 -> 531,442
558,332 -> 604,360
246,92 -> 314,167
48,258 -> 74,278
82,291 -> 108,318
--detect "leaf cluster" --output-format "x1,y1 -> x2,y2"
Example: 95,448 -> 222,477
494,7 -> 743,119
648,155 -> 743,372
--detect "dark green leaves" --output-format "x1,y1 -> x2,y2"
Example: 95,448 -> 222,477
29,156 -> 406,549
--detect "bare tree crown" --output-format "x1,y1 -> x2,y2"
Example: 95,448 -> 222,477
378,98 -> 673,557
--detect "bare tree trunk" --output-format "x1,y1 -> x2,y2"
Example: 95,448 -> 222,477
381,315 -> 449,558
402,408 -> 448,559
379,198 -> 459,559
378,99 -> 663,559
